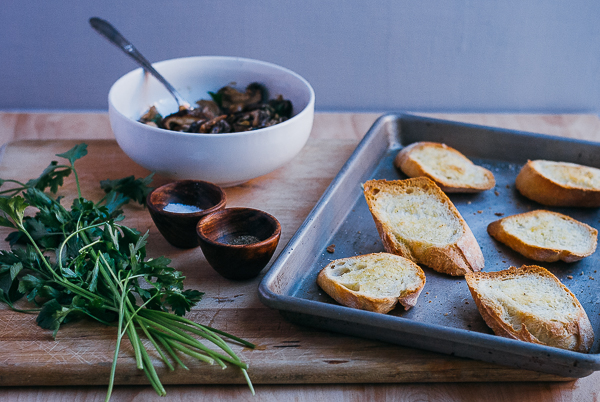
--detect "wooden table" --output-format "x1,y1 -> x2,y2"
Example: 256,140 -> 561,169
0,112 -> 599,401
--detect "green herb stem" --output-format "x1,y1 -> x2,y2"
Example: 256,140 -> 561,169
155,334 -> 189,370
162,337 -> 217,366
141,316 -> 247,370
141,309 -> 256,349
138,330 -> 166,395
138,321 -> 174,371
142,364 -> 166,397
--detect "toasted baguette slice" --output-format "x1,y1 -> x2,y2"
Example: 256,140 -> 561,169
465,265 -> 594,352
515,160 -> 600,207
394,142 -> 495,193
363,177 -> 484,276
317,253 -> 426,313
488,210 -> 598,263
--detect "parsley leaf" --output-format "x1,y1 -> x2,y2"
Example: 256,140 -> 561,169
100,173 -> 154,206
56,143 -> 88,166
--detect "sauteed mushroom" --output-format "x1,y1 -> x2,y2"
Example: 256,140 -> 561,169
139,82 -> 292,134
217,82 -> 268,114
162,109 -> 205,132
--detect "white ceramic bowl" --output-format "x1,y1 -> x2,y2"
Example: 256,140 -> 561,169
108,56 -> 315,187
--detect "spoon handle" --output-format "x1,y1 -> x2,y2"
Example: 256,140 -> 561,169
89,17 -> 190,109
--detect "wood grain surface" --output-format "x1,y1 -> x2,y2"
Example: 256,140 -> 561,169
0,112 -> 599,401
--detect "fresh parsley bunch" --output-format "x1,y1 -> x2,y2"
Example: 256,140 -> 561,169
0,144 -> 254,400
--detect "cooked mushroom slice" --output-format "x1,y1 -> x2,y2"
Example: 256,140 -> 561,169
195,99 -> 221,120
210,119 -> 232,134
250,109 -> 273,129
245,82 -> 268,106
199,115 -> 231,134
227,104 -> 292,132
217,82 -> 268,114
139,106 -> 163,127
229,120 -> 252,132
162,105 -> 217,132
269,95 -> 293,119
161,110 -> 202,132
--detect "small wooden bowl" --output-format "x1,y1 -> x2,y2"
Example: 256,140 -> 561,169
147,180 -> 226,248
196,208 -> 281,280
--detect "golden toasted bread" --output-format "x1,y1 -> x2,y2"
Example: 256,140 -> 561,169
465,265 -> 594,352
488,210 -> 597,263
317,253 -> 426,314
515,160 -> 600,207
363,177 -> 484,276
394,141 -> 495,193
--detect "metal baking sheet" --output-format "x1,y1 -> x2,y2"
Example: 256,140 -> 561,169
258,113 -> 600,378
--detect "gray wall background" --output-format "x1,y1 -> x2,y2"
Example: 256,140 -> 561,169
2,1 -> 599,113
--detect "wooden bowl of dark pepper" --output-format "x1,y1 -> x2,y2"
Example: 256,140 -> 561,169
147,180 -> 226,248
196,207 -> 281,280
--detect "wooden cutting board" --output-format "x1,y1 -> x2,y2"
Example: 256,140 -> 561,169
0,139 -> 572,387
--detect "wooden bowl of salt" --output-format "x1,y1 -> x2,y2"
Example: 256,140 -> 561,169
147,180 -> 226,248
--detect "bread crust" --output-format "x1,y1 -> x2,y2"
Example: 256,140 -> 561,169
394,141 -> 495,193
465,265 -> 594,353
316,253 -> 426,314
487,210 -> 598,263
515,160 -> 600,207
363,177 -> 484,276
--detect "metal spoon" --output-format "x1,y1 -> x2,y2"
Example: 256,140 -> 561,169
89,17 -> 192,111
